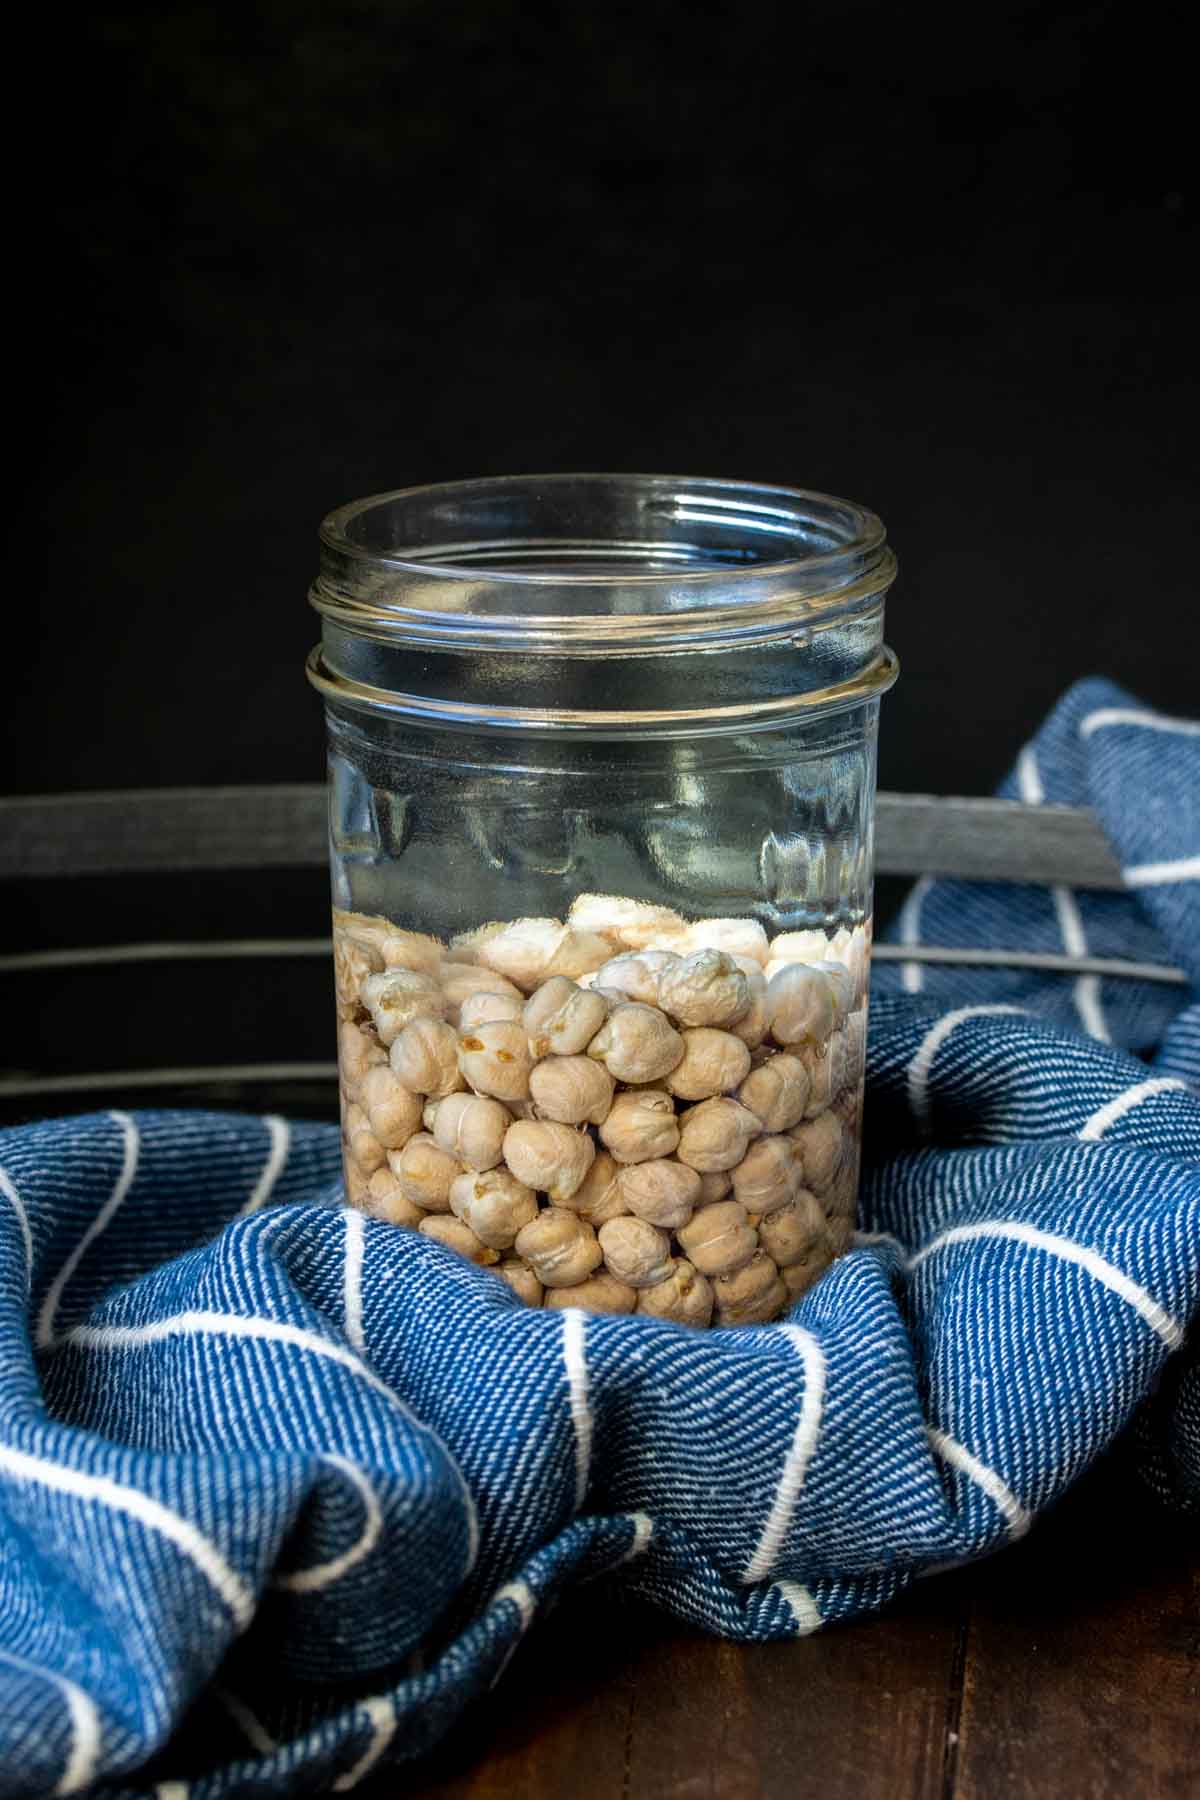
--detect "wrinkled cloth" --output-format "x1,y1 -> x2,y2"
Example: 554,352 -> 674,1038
0,677 -> 1197,1798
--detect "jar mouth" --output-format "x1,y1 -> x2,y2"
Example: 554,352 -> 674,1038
323,472 -> 885,582
313,473 -> 895,648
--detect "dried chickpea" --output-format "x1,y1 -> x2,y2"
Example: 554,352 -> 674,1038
333,931 -> 383,1020
418,1215 -> 500,1265
590,950 -> 682,1008
789,1110 -> 845,1192
679,918 -> 769,965
345,1105 -> 386,1176
523,976 -> 609,1057
445,921 -> 505,962
390,1133 -> 461,1213
389,1016 -> 464,1098
736,1052 -> 812,1134
841,1007 -> 867,1077
764,929 -> 828,971
432,1092 -> 512,1171
814,958 -> 855,1022
586,1003 -> 685,1084
618,1158 -> 702,1229
675,1097 -> 761,1173
544,1272 -> 637,1314
361,968 -> 445,1046
339,1018 -> 387,1094
830,921 -> 868,979
730,1135 -> 799,1216
599,1089 -> 680,1165
377,928 -> 444,976
529,1055 -> 615,1126
697,1169 -> 733,1205
475,918 -> 611,991
727,958 -> 769,1050
597,1216 -> 674,1288
757,1189 -> 828,1267
676,1199 -> 758,1277
713,1251 -> 788,1325
458,990 -> 524,1029
494,1258 -> 544,1306
635,1258 -> 714,1327
664,1028 -> 752,1101
503,1119 -> 596,1202
796,1041 -> 836,1118
449,1167 -> 538,1249
657,950 -> 751,1028
361,1065 -> 423,1151
439,963 -> 524,1024
514,1208 -> 603,1287
567,893 -> 688,949
364,1165 -> 425,1228
780,1216 -> 834,1288
457,1020 -> 533,1103
564,1149 -> 629,1226
343,1098 -> 367,1138
336,911 -> 442,975
332,907 -> 390,951
765,963 -> 836,1048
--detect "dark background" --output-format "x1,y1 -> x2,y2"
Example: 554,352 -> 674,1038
17,0 -> 1199,801
4,0 -> 1198,1093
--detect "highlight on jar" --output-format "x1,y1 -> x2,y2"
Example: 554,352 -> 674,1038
334,901 -> 869,1327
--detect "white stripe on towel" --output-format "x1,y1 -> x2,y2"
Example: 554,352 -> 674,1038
0,1648 -> 102,1796
906,1006 -> 1024,1128
928,1427 -> 1031,1537
561,1308 -> 592,1513
1080,706 -> 1200,740
238,1117 -> 291,1214
1124,856 -> 1200,888
1078,1077 -> 1190,1142
743,1325 -> 826,1584
37,1112 -> 140,1349
0,1442 -> 255,1629
909,1221 -> 1183,1350
272,1456 -> 383,1594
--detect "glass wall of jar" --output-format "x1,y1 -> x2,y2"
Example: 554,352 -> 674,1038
308,474 -> 898,1327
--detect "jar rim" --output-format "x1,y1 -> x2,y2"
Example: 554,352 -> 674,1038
319,472 -> 888,592
312,474 -> 896,658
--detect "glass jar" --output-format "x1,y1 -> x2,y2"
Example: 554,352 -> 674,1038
307,474 -> 897,1327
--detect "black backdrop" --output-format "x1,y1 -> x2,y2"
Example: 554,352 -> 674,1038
11,2 -> 1199,839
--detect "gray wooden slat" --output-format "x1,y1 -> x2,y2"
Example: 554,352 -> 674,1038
0,786 -> 328,878
869,944 -> 1186,985
872,792 -> 1124,889
0,1062 -> 339,1099
0,787 -> 1126,889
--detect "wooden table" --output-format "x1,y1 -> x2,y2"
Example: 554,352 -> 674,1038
378,1461 -> 1198,1799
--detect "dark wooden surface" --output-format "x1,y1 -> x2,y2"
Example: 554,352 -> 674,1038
376,1462 -> 1198,1800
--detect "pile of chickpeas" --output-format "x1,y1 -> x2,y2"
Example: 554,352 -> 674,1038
335,897 -> 868,1327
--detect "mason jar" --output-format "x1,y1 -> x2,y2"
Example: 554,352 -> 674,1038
307,474 -> 897,1327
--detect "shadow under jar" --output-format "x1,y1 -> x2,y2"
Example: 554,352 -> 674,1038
308,474 -> 898,1327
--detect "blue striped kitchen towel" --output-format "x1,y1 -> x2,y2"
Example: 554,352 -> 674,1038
1,676 -> 1197,1798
